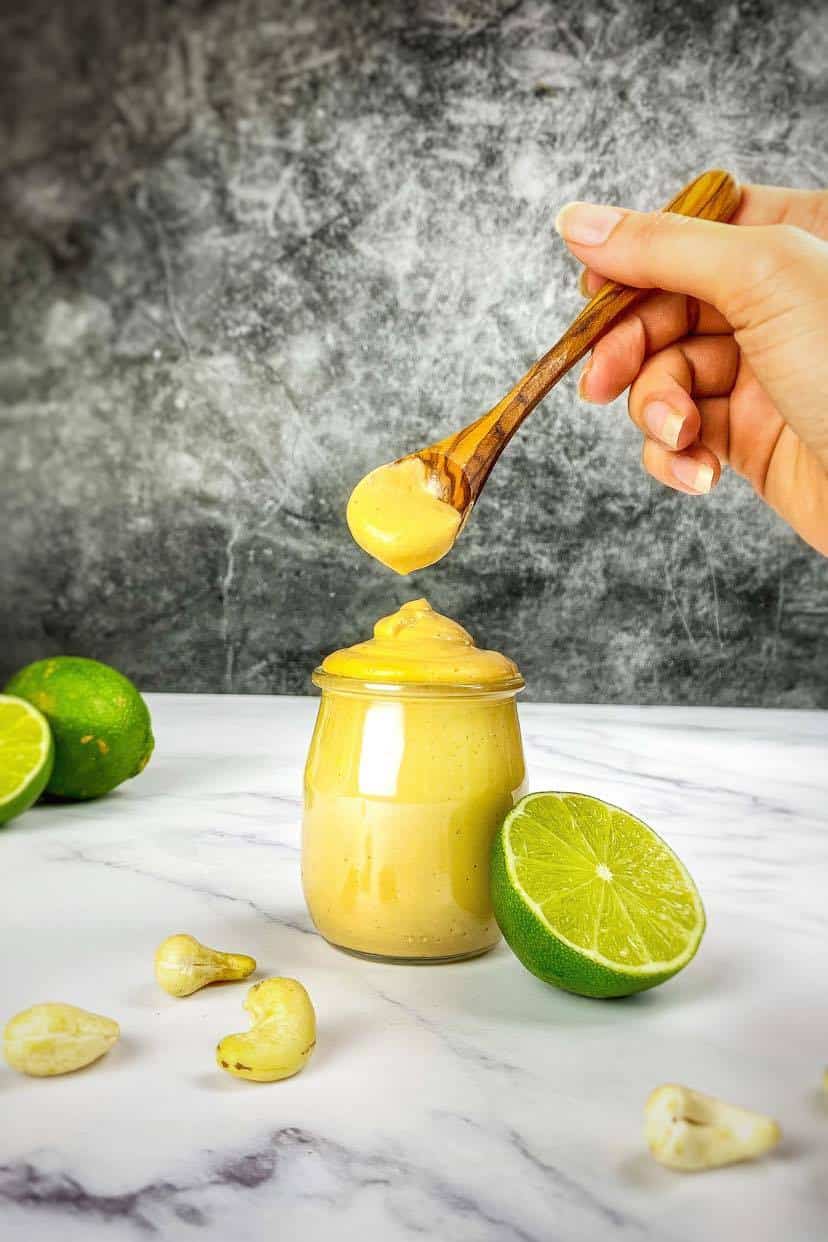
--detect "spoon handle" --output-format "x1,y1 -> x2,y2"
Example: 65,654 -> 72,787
456,169 -> 740,496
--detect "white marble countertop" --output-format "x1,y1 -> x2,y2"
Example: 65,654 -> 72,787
1,694 -> 826,1241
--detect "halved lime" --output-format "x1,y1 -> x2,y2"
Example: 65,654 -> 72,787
0,695 -> 54,826
491,792 -> 705,998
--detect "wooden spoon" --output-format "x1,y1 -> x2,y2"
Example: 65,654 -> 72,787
411,168 -> 739,524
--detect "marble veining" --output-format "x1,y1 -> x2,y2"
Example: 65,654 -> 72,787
1,694 -> 827,1241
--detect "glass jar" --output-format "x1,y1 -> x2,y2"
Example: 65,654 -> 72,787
302,670 -> 526,963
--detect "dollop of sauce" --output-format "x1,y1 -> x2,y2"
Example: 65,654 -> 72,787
321,599 -> 522,686
346,458 -> 461,575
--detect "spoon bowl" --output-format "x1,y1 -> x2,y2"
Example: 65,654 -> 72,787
416,446 -> 474,518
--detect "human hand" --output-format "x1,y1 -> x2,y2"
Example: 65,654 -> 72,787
554,184 -> 828,556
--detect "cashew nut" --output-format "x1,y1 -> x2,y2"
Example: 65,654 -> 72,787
216,977 -> 316,1082
645,1084 -> 781,1171
154,933 -> 256,996
3,1003 -> 120,1077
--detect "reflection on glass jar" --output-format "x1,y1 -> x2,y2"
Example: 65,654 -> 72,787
302,675 -> 526,963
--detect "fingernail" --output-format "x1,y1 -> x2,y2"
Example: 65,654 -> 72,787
555,202 -> 625,246
672,457 -> 715,493
644,401 -> 685,449
578,269 -> 591,297
577,356 -> 593,399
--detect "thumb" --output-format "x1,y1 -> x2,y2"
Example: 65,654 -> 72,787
554,201 -> 803,327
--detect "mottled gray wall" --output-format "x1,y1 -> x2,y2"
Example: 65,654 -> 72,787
2,0 -> 827,704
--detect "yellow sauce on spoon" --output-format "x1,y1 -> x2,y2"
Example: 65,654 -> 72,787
346,458 -> 461,575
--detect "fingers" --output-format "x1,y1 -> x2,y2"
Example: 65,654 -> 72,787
579,274 -> 729,335
694,398 -> 731,467
578,315 -> 646,404
731,184 -> 828,238
629,337 -> 738,447
632,377 -> 700,452
580,274 -> 729,335
577,187 -> 828,247
627,337 -> 739,496
579,294 -> 732,405
555,202 -> 801,325
627,336 -> 739,438
575,255 -> 731,406
562,185 -> 828,510
578,269 -> 604,297
641,440 -> 721,496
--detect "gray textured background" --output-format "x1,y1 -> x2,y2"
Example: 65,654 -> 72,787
2,0 -> 827,704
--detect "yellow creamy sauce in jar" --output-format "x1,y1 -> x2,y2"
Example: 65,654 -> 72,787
302,600 -> 526,961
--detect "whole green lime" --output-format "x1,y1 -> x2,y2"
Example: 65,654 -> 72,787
4,657 -> 154,800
